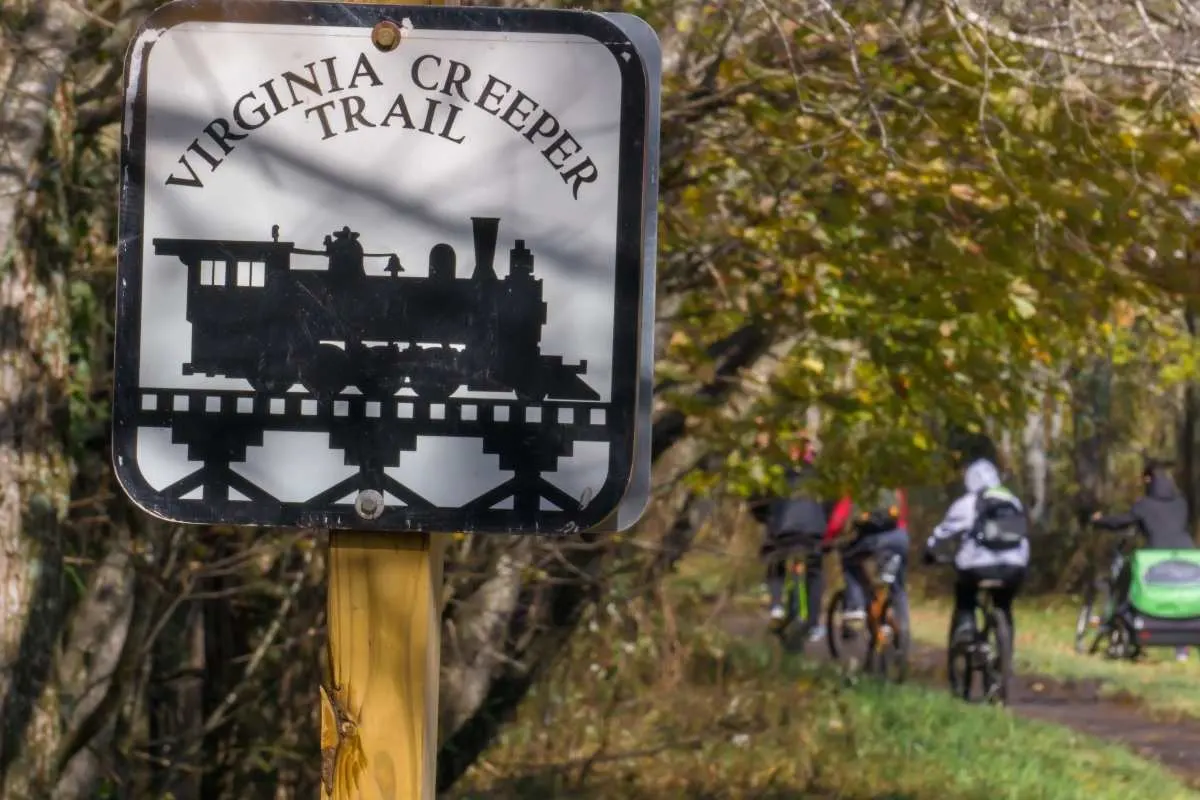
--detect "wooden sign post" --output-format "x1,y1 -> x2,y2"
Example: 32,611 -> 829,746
114,2 -> 659,798
322,530 -> 443,799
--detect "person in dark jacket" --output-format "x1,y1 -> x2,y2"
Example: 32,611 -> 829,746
1091,462 -> 1194,549
751,441 -> 845,641
1092,461 -> 1195,660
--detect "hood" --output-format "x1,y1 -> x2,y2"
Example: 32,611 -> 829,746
963,459 -> 1001,493
1145,467 -> 1179,501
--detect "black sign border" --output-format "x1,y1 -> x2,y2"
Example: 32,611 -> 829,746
114,0 -> 649,534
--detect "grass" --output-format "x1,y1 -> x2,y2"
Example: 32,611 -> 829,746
906,594 -> 1200,720
448,547 -> 1199,799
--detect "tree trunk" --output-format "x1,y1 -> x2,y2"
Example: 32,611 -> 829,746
1181,303 -> 1199,535
0,2 -> 84,796
1022,393 -> 1048,527
1071,355 -> 1114,525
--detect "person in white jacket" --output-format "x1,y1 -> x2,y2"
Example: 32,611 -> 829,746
923,458 -> 1030,645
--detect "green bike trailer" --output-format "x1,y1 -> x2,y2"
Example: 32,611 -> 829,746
1127,549 -> 1200,647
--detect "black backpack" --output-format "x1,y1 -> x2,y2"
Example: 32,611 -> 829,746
972,486 -> 1028,550
761,466 -> 829,540
768,496 -> 828,539
852,489 -> 902,535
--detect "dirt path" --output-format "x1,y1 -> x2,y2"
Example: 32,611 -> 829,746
716,609 -> 1200,788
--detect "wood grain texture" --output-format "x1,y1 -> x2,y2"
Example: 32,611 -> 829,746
321,531 -> 444,800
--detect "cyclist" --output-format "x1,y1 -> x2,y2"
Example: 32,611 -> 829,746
922,457 -> 1030,649
1091,459 -> 1195,661
751,441 -> 849,641
837,488 -> 911,639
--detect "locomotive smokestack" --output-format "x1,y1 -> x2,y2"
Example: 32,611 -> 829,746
470,216 -> 500,281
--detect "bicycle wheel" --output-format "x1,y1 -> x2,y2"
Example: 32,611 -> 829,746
825,589 -> 847,660
777,571 -> 808,654
1103,614 -> 1141,661
947,638 -> 973,701
868,593 -> 910,683
1074,580 -> 1102,654
981,609 -> 1013,706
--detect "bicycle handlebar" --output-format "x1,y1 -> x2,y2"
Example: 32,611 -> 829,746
1087,520 -> 1139,549
1087,513 -> 1138,530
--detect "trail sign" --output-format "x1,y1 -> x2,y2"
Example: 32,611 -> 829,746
114,0 -> 659,534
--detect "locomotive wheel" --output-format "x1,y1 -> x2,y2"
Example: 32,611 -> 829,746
252,351 -> 296,394
359,374 -> 404,398
355,345 -> 404,398
409,378 -> 459,400
251,374 -> 295,394
515,376 -> 549,402
408,346 -> 461,400
301,344 -> 350,400
516,386 -> 549,403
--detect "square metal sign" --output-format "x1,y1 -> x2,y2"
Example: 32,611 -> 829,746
114,0 -> 659,534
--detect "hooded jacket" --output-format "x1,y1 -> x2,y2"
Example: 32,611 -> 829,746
927,459 -> 1031,571
1094,468 -> 1194,550
751,465 -> 833,559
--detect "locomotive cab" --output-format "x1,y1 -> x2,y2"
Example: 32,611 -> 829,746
153,236 -> 292,390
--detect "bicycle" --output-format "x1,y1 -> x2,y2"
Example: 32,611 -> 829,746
932,552 -> 1014,706
769,552 -> 819,654
826,550 -> 909,682
1074,530 -> 1138,658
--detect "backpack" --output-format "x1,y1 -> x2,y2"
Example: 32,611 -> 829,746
971,486 -> 1028,550
768,496 -> 828,540
852,489 -> 903,535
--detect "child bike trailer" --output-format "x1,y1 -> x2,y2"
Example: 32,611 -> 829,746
1127,549 -> 1200,647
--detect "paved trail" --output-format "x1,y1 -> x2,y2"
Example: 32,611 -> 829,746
718,609 -> 1200,789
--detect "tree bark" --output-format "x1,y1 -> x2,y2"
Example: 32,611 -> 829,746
0,2 -> 84,796
1071,354 -> 1114,526
1022,393 -> 1048,527
1181,302 -> 1199,535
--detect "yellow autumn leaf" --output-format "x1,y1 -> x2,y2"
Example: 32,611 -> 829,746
948,183 -> 977,202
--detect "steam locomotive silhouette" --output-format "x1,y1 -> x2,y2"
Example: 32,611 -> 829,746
152,217 -> 599,402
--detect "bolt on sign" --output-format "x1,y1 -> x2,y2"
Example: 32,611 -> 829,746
114,0 -> 660,534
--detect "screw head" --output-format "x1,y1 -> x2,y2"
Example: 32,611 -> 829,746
355,489 -> 385,520
372,21 -> 402,52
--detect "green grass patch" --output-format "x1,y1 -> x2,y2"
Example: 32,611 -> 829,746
907,595 -> 1200,720
450,596 -> 1197,799
835,675 -> 1196,800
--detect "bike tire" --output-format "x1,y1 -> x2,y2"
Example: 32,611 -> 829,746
1104,615 -> 1141,662
1087,608 -> 1113,657
785,569 -> 801,623
774,571 -> 808,654
869,593 -> 910,683
983,609 -> 1013,706
1074,581 -> 1099,654
826,589 -> 847,661
947,638 -> 973,701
